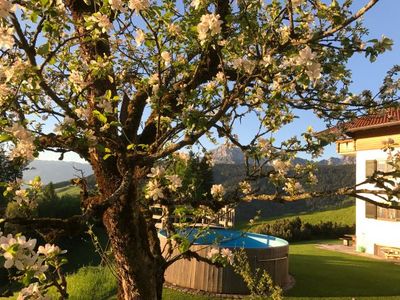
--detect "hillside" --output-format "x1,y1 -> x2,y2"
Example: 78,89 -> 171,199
214,163 -> 355,222
39,145 -> 356,223
24,160 -> 93,184
245,205 -> 356,230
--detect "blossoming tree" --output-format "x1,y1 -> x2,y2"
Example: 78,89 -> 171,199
0,0 -> 398,299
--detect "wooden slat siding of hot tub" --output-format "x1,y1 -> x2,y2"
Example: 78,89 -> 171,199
220,245 -> 289,294
160,235 -> 289,294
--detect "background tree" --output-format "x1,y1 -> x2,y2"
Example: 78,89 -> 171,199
0,146 -> 23,210
0,0 -> 398,299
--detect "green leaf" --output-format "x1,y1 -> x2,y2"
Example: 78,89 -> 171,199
103,154 -> 113,160
37,43 -> 50,56
178,238 -> 190,253
0,133 -> 12,143
92,110 -> 107,124
30,12 -> 38,23
40,0 -> 49,6
105,90 -> 112,100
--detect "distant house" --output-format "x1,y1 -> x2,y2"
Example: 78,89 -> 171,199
336,108 -> 400,256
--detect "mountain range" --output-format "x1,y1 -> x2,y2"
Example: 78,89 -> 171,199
24,145 -> 354,184
210,144 -> 354,165
23,160 -> 93,184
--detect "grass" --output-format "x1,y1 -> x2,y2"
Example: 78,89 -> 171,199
48,266 -> 117,300
3,239 -> 400,300
55,185 -> 81,197
286,241 -> 400,299
237,205 -> 355,231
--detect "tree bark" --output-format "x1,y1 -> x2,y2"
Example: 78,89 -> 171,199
98,171 -> 165,300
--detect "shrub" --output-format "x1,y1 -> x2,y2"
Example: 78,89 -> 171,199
252,217 -> 355,242
38,194 -> 81,219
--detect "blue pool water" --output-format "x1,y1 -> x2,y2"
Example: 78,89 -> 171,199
159,228 -> 288,249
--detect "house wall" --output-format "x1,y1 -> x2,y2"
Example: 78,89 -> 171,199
356,149 -> 400,254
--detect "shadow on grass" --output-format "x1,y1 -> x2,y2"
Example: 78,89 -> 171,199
287,251 -> 400,297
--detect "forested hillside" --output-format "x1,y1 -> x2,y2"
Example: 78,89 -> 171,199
213,163 -> 355,222
53,162 -> 356,223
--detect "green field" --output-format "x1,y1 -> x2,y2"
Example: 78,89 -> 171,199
241,205 -> 356,231
55,185 -> 81,197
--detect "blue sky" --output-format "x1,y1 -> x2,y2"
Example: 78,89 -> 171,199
39,1 -> 400,163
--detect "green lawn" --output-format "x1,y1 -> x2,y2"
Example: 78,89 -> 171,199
286,241 -> 400,299
164,241 -> 400,300
3,239 -> 399,300
239,205 -> 355,231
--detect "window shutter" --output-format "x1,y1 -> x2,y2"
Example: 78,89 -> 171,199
396,208 -> 400,221
365,202 -> 377,219
366,160 -> 377,177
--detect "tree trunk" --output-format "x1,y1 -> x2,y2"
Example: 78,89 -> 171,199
102,183 -> 165,300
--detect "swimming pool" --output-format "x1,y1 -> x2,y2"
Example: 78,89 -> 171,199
159,228 -> 289,294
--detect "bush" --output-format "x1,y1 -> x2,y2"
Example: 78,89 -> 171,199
38,194 -> 81,219
252,217 -> 355,242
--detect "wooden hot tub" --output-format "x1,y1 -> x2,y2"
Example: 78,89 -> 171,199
159,228 -> 289,294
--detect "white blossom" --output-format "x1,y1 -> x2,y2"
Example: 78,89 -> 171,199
167,23 -> 181,36
166,174 -> 182,192
284,179 -> 304,195
5,124 -> 36,160
0,83 -> 11,105
146,180 -> 164,200
239,181 -> 252,194
271,159 -> 291,175
211,184 -> 225,200
109,0 -> 126,11
148,73 -> 159,85
14,189 -> 29,205
0,0 -> 15,18
207,247 -> 219,258
197,14 -> 223,44
305,61 -> 322,82
17,283 -> 49,300
191,0 -> 202,10
4,58 -> 28,83
147,166 -> 165,178
129,0 -> 150,12
0,26 -> 14,49
295,46 -> 322,82
98,99 -> 113,114
37,244 -> 66,257
308,172 -> 318,185
69,70 -> 87,91
291,0 -> 305,8
135,29 -> 145,46
220,248 -> 234,264
161,51 -> 171,64
75,107 -> 91,120
215,71 -> 225,83
88,13 -> 113,33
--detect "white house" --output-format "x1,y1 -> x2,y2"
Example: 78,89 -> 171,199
336,108 -> 400,256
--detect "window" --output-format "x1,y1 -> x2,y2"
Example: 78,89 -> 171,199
365,160 -> 377,177
366,159 -> 395,178
377,160 -> 395,173
365,202 -> 377,218
377,206 -> 400,221
364,159 -> 400,221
